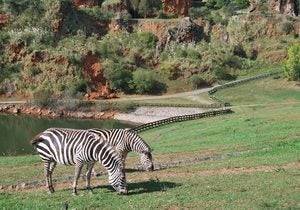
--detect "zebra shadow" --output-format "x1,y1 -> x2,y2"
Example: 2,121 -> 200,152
93,179 -> 180,195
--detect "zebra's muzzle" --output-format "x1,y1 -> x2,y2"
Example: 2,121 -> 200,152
118,188 -> 128,195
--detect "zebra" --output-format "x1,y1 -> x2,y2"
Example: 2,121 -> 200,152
88,128 -> 154,174
31,128 -> 128,195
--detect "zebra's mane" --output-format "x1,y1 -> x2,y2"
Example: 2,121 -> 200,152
30,133 -> 44,145
126,130 -> 152,153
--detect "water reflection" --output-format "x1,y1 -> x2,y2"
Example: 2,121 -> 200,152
0,114 -> 131,156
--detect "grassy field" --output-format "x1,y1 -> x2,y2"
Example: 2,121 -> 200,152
0,77 -> 299,209
214,76 -> 300,105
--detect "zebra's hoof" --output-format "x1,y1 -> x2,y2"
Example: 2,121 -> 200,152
72,191 -> 78,196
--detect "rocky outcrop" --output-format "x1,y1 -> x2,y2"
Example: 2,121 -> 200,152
162,0 -> 192,17
83,52 -> 116,100
0,14 -> 9,28
269,0 -> 298,16
156,17 -> 205,53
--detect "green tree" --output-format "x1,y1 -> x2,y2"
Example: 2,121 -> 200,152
284,44 -> 300,81
131,69 -> 166,94
103,61 -> 133,92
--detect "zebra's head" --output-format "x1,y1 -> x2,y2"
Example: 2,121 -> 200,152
124,129 -> 154,171
108,165 -> 128,195
140,151 -> 154,171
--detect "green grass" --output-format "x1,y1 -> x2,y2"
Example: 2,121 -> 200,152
214,76 -> 300,105
0,78 -> 299,208
0,168 -> 299,209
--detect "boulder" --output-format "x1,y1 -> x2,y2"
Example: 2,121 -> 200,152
156,17 -> 204,53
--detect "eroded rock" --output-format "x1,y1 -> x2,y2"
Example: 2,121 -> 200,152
156,17 -> 204,53
269,0 -> 298,16
162,0 -> 192,17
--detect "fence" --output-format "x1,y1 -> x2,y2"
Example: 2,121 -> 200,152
131,71 -> 282,133
131,108 -> 233,133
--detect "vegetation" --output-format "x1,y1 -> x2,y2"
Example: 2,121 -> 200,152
214,76 -> 300,105
284,44 -> 300,81
0,0 -> 298,99
131,69 -> 166,94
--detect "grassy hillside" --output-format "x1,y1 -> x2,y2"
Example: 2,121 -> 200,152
0,0 -> 299,100
0,77 -> 299,209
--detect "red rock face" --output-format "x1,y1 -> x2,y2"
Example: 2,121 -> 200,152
83,52 -> 116,100
0,14 -> 9,28
72,0 -> 98,7
162,0 -> 192,17
269,0 -> 298,16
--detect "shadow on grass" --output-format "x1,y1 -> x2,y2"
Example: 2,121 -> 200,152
92,179 -> 180,195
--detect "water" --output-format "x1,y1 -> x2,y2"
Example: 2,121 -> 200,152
0,114 -> 132,156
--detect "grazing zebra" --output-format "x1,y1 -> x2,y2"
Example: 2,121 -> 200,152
88,128 -> 154,173
31,128 -> 127,195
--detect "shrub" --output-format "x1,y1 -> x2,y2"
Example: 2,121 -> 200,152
128,0 -> 161,18
188,75 -> 208,89
159,61 -> 182,80
134,32 -> 158,49
281,21 -> 294,35
284,44 -> 300,81
189,7 -> 210,19
213,66 -> 236,81
103,60 -> 133,92
131,69 -> 166,94
32,88 -> 55,107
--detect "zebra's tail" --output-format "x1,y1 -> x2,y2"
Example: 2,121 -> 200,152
30,133 -> 44,145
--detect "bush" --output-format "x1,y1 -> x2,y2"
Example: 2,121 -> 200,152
206,0 -> 249,10
103,60 -> 133,92
188,75 -> 208,89
128,0 -> 161,18
159,61 -> 182,80
213,66 -> 236,81
32,88 -> 55,107
134,32 -> 158,49
284,44 -> 300,81
281,21 -> 294,35
131,69 -> 166,94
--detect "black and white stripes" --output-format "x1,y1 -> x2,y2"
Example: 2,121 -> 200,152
31,128 -> 127,195
88,128 -> 154,171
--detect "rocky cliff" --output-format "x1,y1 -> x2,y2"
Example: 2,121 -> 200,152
269,0 -> 299,16
162,0 -> 192,17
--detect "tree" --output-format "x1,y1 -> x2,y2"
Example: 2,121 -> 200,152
131,69 -> 166,94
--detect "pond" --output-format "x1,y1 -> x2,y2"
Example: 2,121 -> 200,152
0,114 -> 132,156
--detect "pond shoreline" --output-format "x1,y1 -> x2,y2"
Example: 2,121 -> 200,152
0,103 -> 116,120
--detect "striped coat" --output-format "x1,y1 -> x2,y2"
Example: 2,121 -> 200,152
31,128 -> 127,195
88,128 -> 154,172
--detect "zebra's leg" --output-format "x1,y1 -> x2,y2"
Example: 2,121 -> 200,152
48,162 -> 56,193
85,164 -> 98,177
86,162 -> 95,193
72,162 -> 83,196
121,152 -> 128,169
44,161 -> 53,194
